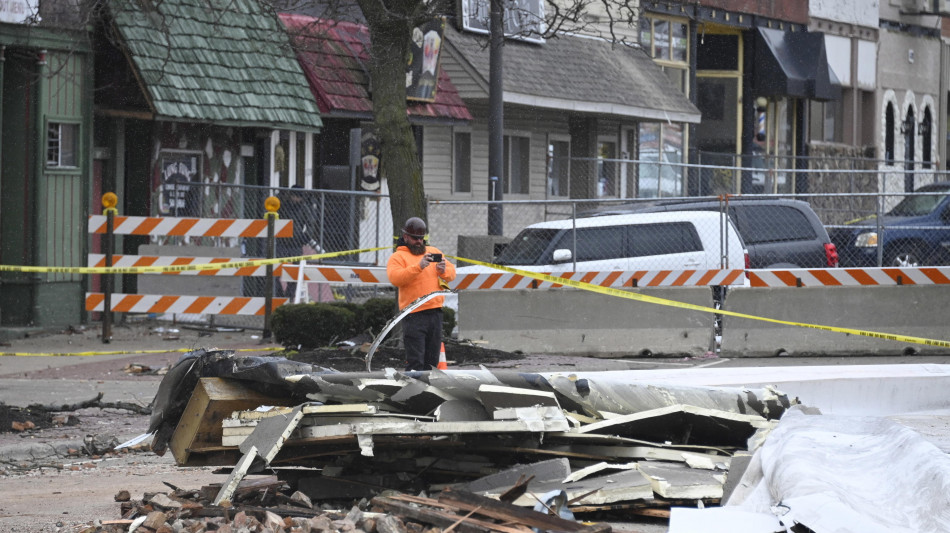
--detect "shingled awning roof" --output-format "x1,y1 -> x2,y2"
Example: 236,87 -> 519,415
108,0 -> 322,132
444,25 -> 700,124
280,14 -> 472,123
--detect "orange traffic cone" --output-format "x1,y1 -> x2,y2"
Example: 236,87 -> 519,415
437,342 -> 448,370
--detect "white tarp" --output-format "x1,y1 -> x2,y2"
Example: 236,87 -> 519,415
671,408 -> 950,533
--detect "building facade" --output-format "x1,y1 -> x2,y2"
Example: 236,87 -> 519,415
0,1 -> 92,328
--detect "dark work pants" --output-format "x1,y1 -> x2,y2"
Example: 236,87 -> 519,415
402,308 -> 443,371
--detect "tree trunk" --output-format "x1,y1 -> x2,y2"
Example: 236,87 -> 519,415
358,6 -> 428,238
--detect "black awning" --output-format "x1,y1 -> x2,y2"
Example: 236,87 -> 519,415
754,27 -> 840,101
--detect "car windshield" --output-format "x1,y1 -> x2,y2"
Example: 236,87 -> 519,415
494,228 -> 559,265
887,186 -> 950,216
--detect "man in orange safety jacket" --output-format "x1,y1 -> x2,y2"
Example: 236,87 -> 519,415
386,217 -> 456,371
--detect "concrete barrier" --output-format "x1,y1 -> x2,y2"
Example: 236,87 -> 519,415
458,287 -> 715,357
458,285 -> 950,357
720,285 -> 950,357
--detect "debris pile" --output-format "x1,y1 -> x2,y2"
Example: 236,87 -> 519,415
133,349 -> 794,528
88,476 -> 612,532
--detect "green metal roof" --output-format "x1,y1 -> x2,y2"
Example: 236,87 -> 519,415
110,0 -> 322,132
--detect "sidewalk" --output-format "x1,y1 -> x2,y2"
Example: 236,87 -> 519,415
0,318 -> 282,406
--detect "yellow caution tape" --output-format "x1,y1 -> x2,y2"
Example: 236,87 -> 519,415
0,247 -> 389,275
451,256 -> 950,349
0,346 -> 284,357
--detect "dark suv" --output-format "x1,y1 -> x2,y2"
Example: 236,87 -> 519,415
584,198 -> 839,268
830,182 -> 950,267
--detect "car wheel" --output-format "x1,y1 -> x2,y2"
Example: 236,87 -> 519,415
886,246 -> 924,267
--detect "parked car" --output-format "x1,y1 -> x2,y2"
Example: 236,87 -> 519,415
583,198 -> 838,268
830,182 -> 950,267
457,210 -> 747,274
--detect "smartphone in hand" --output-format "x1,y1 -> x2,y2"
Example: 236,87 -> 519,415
430,253 -> 442,263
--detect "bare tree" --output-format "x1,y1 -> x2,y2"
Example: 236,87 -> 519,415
274,0 -> 645,236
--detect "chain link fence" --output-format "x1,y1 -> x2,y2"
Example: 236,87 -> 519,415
430,159 -> 950,270
134,159 -> 950,286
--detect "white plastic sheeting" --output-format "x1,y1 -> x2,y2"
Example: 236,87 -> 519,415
671,408 -> 950,533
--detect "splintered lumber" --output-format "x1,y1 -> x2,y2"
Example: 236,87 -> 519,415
298,415 -> 570,439
168,378 -> 294,466
437,488 -> 612,533
371,496 -> 530,533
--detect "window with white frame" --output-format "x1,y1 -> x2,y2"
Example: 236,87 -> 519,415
454,130 -> 472,193
547,136 -> 570,197
47,122 -> 79,168
270,130 -> 313,189
503,134 -> 530,194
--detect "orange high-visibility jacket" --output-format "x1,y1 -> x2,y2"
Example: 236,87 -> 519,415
386,245 -> 456,311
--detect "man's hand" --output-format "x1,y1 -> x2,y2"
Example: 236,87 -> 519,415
418,256 -> 431,269
436,260 -> 446,275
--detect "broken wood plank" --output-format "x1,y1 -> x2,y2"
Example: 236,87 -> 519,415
297,417 -> 570,439
213,445 -> 260,506
168,378 -> 294,466
371,496 -> 530,533
437,488 -> 612,533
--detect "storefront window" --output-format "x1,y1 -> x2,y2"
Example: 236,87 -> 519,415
638,123 -> 683,198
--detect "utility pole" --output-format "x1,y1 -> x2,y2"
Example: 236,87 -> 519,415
487,0 -> 504,235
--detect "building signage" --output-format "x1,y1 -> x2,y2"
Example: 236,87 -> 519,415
0,0 -> 38,24
159,151 -> 201,216
407,18 -> 445,103
458,0 -> 545,43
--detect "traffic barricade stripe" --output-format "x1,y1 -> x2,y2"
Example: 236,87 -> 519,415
85,293 -> 288,315
922,268 -> 950,284
153,295 -> 178,314
745,267 -> 950,287
88,215 -> 292,238
113,294 -> 145,313
320,266 -> 346,282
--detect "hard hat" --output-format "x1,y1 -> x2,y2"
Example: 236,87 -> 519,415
402,217 -> 427,238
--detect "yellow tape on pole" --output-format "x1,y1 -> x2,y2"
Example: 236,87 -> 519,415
451,256 -> 950,349
0,247 -> 389,275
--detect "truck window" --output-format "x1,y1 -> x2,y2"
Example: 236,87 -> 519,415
738,206 -> 816,243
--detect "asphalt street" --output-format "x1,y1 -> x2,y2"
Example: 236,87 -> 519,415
3,319 -> 950,407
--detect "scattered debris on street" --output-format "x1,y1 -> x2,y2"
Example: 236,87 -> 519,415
95,348 -> 793,531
